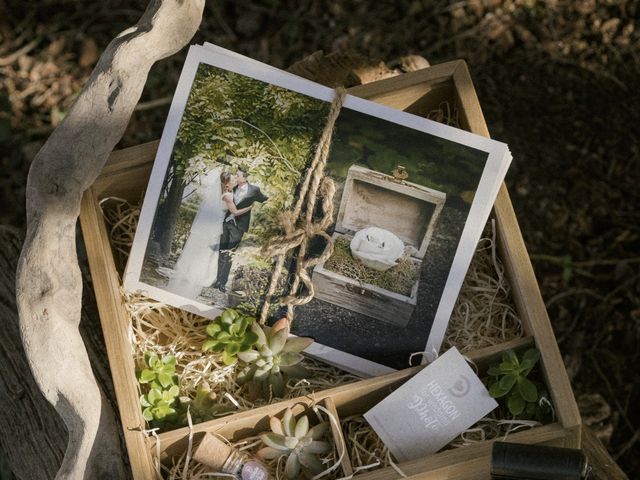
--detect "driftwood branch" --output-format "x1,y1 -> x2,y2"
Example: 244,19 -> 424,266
0,227 -> 119,479
15,1 -> 204,478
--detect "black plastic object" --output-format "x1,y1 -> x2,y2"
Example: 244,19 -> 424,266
491,441 -> 588,480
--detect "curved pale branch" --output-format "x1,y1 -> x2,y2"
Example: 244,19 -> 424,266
15,1 -> 205,478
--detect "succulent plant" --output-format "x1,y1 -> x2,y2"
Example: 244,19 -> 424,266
177,382 -> 234,425
139,352 -> 178,390
138,353 -> 180,423
140,385 -> 180,422
236,318 -> 313,397
257,408 -> 331,479
487,348 -> 552,422
202,308 -> 260,365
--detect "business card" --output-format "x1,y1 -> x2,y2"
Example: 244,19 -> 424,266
364,347 -> 498,462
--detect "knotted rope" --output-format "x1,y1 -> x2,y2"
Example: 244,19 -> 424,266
259,87 -> 347,324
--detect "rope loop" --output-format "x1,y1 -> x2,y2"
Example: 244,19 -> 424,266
259,88 -> 346,324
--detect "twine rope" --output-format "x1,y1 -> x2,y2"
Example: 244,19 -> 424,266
259,87 -> 347,324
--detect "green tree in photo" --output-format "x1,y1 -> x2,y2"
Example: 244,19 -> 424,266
328,109 -> 486,200
150,64 -> 330,258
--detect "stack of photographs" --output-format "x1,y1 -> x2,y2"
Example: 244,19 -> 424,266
124,44 -> 512,377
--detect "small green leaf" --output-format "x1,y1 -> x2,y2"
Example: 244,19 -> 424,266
237,350 -> 260,363
221,310 -> 235,324
502,350 -> 518,365
256,447 -> 283,460
498,374 -> 517,392
217,331 -> 231,341
243,330 -> 259,346
520,349 -> 540,374
499,362 -> 515,373
139,369 -> 156,383
143,407 -> 154,422
158,372 -> 173,389
251,322 -> 267,346
294,415 -> 309,438
285,451 -> 301,478
162,390 -> 176,402
260,432 -> 290,451
522,348 -> 540,364
489,381 -> 509,398
167,385 -> 180,398
517,377 -> 538,402
148,388 -> 162,404
282,409 -> 295,437
202,339 -> 218,352
238,318 -> 250,335
229,322 -> 240,335
268,328 -> 287,355
508,393 -> 526,416
147,354 -> 159,368
206,323 -> 222,337
306,440 -> 331,454
140,394 -> 151,407
221,350 -> 238,366
282,336 -> 313,353
226,342 -> 241,355
487,365 -> 502,376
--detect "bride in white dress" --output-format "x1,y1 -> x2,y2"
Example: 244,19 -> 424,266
165,169 -> 253,300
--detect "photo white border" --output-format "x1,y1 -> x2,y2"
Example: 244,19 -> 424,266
123,44 -> 511,377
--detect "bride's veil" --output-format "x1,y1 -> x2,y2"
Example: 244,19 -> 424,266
166,166 -> 224,299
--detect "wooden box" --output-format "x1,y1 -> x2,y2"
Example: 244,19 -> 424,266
79,60 -> 581,479
312,164 -> 446,327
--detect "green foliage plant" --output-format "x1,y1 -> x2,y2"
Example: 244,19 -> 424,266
487,348 -> 553,422
202,308 -> 260,365
257,408 -> 330,479
138,353 -> 180,423
236,318 -> 313,398
176,382 -> 234,425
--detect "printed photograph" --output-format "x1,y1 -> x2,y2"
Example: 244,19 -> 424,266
137,62 -> 329,313
125,47 -> 508,374
293,107 -> 489,370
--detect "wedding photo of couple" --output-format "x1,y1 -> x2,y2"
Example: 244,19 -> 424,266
126,60 -> 330,318
145,166 -> 268,307
166,167 -> 268,298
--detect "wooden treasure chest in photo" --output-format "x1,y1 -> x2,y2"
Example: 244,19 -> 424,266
312,164 -> 446,327
79,59 -> 582,479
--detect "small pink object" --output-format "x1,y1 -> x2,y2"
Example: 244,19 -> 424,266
193,433 -> 271,480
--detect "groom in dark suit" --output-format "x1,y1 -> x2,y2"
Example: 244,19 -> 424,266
213,169 -> 268,292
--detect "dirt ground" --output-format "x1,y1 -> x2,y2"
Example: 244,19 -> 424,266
1,0 -> 639,477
